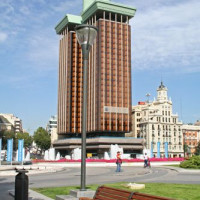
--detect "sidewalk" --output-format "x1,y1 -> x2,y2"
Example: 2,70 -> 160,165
0,164 -> 64,176
158,165 -> 200,174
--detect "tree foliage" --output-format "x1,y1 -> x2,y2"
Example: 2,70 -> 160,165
0,130 -> 15,149
184,144 -> 190,156
0,130 -> 32,150
16,132 -> 33,149
195,142 -> 200,155
33,127 -> 51,152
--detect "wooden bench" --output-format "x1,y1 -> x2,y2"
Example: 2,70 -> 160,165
79,185 -> 174,200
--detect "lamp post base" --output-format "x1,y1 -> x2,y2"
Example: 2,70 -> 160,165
56,189 -> 95,200
70,189 -> 95,198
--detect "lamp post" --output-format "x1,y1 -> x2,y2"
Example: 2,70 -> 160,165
75,24 -> 97,191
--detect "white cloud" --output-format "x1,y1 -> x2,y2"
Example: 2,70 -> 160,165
50,0 -> 81,13
0,32 -> 8,43
24,29 -> 59,72
19,6 -> 30,15
129,0 -> 200,73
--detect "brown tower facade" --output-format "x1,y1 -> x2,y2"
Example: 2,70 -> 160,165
57,15 -> 132,136
53,0 -> 143,158
54,1 -> 143,156
56,0 -> 136,138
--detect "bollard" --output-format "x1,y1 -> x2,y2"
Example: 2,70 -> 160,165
15,169 -> 29,200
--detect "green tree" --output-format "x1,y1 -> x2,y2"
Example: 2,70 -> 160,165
0,130 -> 15,149
195,142 -> 200,155
184,144 -> 189,157
33,127 -> 51,153
16,132 -> 33,149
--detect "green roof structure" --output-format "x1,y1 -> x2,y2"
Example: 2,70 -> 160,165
55,0 -> 136,34
55,14 -> 82,34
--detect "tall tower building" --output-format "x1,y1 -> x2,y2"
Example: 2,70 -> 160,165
54,0 -> 143,156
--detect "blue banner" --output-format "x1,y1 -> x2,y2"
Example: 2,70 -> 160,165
165,142 -> 168,158
0,138 -> 2,161
157,142 -> 160,158
18,139 -> 24,162
7,139 -> 13,162
151,142 -> 153,158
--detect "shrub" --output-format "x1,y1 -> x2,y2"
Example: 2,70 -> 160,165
180,156 -> 200,169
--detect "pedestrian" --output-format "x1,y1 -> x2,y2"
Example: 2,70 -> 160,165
116,157 -> 122,172
117,151 -> 121,159
144,153 -> 148,168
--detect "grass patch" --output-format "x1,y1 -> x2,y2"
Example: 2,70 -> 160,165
32,182 -> 200,200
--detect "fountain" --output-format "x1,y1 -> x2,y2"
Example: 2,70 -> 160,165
109,144 -> 123,159
49,148 -> 55,160
56,152 -> 61,160
24,151 -> 30,161
71,148 -> 81,160
104,152 -> 110,160
44,150 -> 49,160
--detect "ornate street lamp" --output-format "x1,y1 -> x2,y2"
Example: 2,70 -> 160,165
75,24 -> 97,191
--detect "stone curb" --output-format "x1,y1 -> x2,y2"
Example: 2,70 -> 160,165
9,189 -> 53,200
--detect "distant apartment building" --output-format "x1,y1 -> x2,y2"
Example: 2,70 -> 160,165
0,113 -> 23,133
46,115 -> 58,144
182,124 -> 200,155
0,115 -> 14,132
132,82 -> 184,158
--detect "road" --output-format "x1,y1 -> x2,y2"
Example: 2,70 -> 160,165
0,166 -> 200,200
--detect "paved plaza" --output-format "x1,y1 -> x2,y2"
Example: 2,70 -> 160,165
1,162 -> 200,200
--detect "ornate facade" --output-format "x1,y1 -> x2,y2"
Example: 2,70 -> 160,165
132,82 -> 184,158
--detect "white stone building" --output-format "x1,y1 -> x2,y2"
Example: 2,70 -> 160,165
132,82 -> 184,158
46,115 -> 58,144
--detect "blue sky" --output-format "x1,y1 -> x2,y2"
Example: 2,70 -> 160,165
0,0 -> 199,134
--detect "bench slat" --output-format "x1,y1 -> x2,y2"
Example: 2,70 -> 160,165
132,192 -> 173,200
79,186 -> 174,200
95,193 -> 128,200
97,187 -> 131,197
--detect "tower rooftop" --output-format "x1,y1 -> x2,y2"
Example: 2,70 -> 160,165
81,0 -> 136,22
158,81 -> 167,90
55,0 -> 136,34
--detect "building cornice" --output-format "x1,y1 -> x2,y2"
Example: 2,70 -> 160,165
81,0 -> 136,22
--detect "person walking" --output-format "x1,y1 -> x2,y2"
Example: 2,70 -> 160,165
144,153 -> 148,168
116,157 -> 122,172
116,151 -> 122,172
